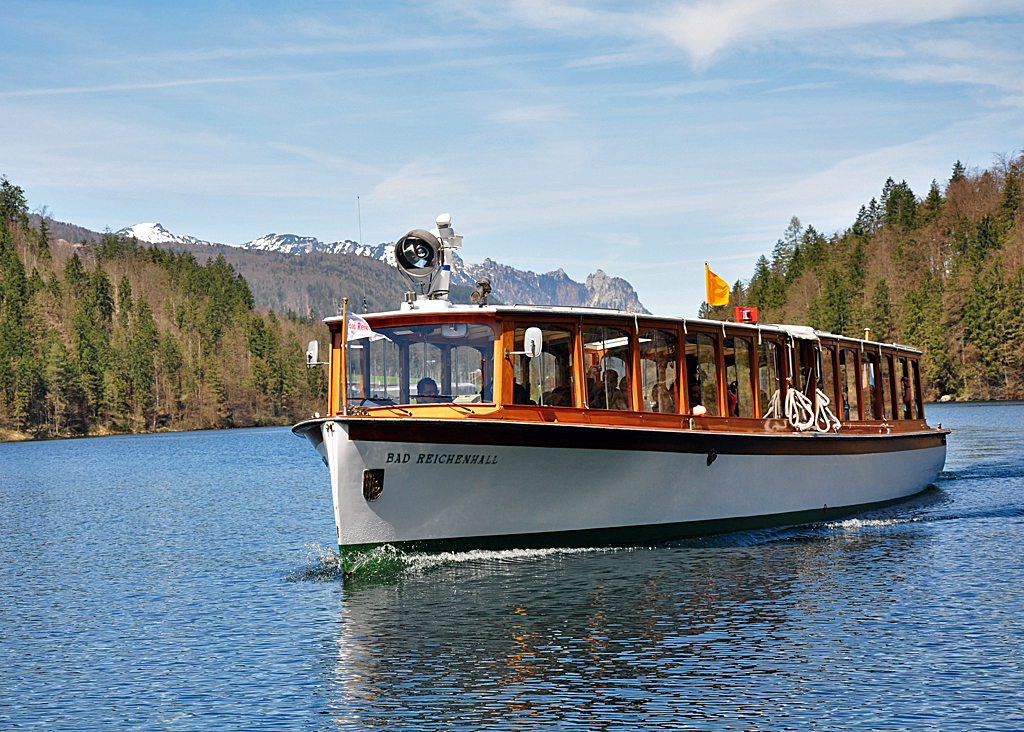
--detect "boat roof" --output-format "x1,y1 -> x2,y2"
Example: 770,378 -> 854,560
323,302 -> 922,355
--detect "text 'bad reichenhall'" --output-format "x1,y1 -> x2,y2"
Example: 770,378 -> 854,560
385,453 -> 498,465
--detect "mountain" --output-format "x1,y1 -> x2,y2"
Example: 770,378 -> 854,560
117,222 -> 218,249
240,233 -> 388,259
116,223 -> 649,315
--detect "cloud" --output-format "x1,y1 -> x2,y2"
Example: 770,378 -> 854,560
484,0 -> 1024,65
268,143 -> 384,178
370,159 -> 470,205
563,51 -> 647,69
488,105 -> 574,123
0,73 -> 333,98
641,78 -> 761,96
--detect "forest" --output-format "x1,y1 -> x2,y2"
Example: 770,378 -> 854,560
711,154 -> 1024,402
0,177 -> 328,440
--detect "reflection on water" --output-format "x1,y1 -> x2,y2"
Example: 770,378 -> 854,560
313,403 -> 1024,730
321,531 -> 939,729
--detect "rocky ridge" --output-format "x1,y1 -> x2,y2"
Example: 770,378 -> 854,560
115,223 -> 648,313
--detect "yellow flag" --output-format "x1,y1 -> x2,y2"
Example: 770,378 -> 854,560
705,264 -> 730,307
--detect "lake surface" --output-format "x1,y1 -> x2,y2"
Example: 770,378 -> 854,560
2,403 -> 1023,730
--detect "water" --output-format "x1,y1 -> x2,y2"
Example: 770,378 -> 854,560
2,404 -> 1023,731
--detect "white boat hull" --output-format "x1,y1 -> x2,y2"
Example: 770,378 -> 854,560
297,418 -> 947,551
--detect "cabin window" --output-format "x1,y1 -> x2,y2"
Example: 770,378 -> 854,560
898,357 -> 917,419
862,353 -> 882,420
791,342 -> 807,394
583,326 -> 632,410
513,326 -> 574,406
685,333 -> 719,416
839,348 -> 860,420
819,345 -> 838,416
912,360 -> 924,418
758,340 -> 783,418
350,336 -> 405,404
723,336 -> 754,417
640,329 -> 678,413
346,321 -> 495,406
880,354 -> 894,420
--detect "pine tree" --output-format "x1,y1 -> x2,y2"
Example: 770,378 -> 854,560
37,218 -> 52,262
117,275 -> 133,330
884,180 -> 917,230
922,180 -> 943,224
998,172 -> 1021,230
64,253 -> 88,297
0,177 -> 28,225
949,160 -> 966,187
869,279 -> 894,340
746,256 -> 772,309
808,268 -> 851,335
128,298 -> 159,425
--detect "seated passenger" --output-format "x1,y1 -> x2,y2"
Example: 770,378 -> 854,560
727,380 -> 738,417
416,377 -> 441,404
549,385 -> 572,407
688,381 -> 702,411
610,375 -> 630,410
512,381 -> 534,405
591,370 -> 619,409
650,383 -> 675,413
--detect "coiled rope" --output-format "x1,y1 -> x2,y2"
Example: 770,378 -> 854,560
764,388 -> 841,432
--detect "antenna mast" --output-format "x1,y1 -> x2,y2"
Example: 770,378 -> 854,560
358,196 -> 367,313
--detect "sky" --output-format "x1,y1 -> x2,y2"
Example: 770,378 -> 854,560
2,1 -> 1023,316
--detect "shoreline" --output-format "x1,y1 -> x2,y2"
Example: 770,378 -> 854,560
4,401 -> 1022,444
0,416 -> 303,444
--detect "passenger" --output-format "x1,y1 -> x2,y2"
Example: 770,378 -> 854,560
650,383 -> 663,412
901,375 -> 912,418
416,377 -> 441,404
688,381 -> 702,411
727,381 -> 738,417
650,383 -> 675,413
549,385 -> 572,407
587,368 -> 607,407
596,370 -> 619,409
610,376 -> 630,410
512,381 -> 534,405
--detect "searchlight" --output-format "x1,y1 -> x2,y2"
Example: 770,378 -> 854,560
394,214 -> 466,307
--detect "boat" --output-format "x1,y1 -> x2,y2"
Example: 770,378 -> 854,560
293,215 -> 947,568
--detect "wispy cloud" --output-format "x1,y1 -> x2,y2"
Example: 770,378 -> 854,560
268,144 -> 384,178
488,105 -> 574,123
474,0 -> 1024,65
763,81 -> 838,94
641,78 -> 761,96
0,73 -> 334,98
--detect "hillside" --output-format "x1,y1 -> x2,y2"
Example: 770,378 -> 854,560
719,155 -> 1024,402
4,188 -> 328,439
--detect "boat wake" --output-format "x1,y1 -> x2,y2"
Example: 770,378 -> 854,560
288,541 -> 619,582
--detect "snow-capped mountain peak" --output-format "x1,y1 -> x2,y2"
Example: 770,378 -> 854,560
240,233 -> 392,260
116,223 -> 216,248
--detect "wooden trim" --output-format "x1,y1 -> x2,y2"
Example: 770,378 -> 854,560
328,328 -> 344,416
344,415 -> 947,456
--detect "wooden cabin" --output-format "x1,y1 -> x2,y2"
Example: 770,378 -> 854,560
324,306 -> 926,433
